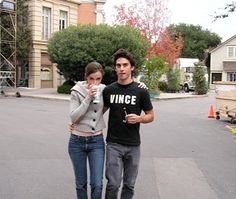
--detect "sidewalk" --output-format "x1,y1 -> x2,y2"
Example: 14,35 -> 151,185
0,87 -> 208,101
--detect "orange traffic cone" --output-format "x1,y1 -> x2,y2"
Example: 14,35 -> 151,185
208,105 -> 215,118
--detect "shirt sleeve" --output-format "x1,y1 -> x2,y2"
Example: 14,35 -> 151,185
102,87 -> 110,108
140,89 -> 153,111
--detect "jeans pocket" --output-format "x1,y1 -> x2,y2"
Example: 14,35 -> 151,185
69,134 -> 77,142
92,135 -> 105,149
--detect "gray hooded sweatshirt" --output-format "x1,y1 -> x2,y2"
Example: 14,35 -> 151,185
70,81 -> 106,133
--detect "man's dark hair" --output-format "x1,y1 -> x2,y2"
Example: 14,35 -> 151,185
113,49 -> 135,67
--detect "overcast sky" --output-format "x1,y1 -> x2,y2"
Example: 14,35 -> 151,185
104,0 -> 236,42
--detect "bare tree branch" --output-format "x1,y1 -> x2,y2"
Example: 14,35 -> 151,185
212,1 -> 236,22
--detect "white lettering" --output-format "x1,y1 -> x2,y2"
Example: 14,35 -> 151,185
131,96 -> 136,105
109,94 -> 136,105
115,95 -> 119,103
125,95 -> 131,104
110,95 -> 115,103
118,95 -> 124,103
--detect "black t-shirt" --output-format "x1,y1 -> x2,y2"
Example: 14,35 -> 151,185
103,81 -> 153,146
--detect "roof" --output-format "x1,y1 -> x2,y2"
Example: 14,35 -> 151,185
210,34 -> 236,53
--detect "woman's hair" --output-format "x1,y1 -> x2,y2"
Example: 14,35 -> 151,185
113,49 -> 135,67
85,61 -> 104,77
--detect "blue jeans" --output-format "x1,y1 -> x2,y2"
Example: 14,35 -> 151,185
68,134 -> 105,199
105,142 -> 140,199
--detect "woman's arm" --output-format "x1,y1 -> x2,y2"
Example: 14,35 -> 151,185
69,91 -> 92,124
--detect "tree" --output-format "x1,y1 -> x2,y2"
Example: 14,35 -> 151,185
114,0 -> 183,65
140,56 -> 167,95
166,69 -> 181,93
192,63 -> 208,95
150,29 -> 183,66
168,23 -> 221,60
114,0 -> 168,44
16,0 -> 32,61
48,24 -> 149,85
1,0 -> 32,63
16,0 -> 32,86
213,2 -> 236,21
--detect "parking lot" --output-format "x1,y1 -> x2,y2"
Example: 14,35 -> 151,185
1,95 -> 236,199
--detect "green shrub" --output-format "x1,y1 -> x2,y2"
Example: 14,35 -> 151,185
48,25 -> 149,83
57,80 -> 75,94
192,65 -> 208,94
64,79 -> 76,86
158,81 -> 168,92
166,69 -> 181,93
141,56 -> 166,94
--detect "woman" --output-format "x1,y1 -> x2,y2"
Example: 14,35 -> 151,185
68,61 -> 106,199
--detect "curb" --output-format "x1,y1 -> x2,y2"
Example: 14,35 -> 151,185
22,95 -> 70,101
0,92 -> 70,101
1,91 -> 208,101
152,94 -> 208,100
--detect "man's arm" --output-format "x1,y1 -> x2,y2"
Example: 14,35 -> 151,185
139,109 -> 154,123
126,109 -> 154,124
103,106 -> 109,114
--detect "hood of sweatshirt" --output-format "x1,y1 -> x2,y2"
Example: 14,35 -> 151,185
71,81 -> 88,98
71,81 -> 106,97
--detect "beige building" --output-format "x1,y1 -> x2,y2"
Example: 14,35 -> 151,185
27,0 -> 106,88
210,34 -> 236,88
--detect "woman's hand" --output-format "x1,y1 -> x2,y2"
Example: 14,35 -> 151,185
87,84 -> 99,97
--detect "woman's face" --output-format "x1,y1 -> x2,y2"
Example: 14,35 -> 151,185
86,71 -> 103,86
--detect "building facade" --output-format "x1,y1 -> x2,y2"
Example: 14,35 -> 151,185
27,0 -> 106,88
210,35 -> 236,88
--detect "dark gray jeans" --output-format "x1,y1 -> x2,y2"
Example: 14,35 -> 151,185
105,142 -> 140,199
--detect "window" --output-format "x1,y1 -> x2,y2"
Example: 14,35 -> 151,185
185,67 -> 194,73
227,72 -> 236,82
41,66 -> 52,80
2,1 -> 15,10
42,7 -> 51,40
212,73 -> 222,84
59,10 -> 68,30
227,46 -> 236,58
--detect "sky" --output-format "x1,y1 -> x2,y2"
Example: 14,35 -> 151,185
104,0 -> 236,42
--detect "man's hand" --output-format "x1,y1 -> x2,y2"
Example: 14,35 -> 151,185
125,114 -> 141,124
69,123 -> 75,132
138,82 -> 148,89
126,110 -> 154,124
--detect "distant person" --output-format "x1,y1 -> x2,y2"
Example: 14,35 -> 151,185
103,49 -> 154,199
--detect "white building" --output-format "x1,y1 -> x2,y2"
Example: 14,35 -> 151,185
210,34 -> 236,88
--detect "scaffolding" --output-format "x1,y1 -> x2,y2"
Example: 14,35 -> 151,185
0,0 -> 17,90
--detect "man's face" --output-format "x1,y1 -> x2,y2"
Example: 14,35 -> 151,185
115,58 -> 134,82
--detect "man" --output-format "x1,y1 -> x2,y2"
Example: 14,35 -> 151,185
103,49 -> 154,199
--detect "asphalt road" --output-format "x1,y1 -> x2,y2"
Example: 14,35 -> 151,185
1,94 -> 236,199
